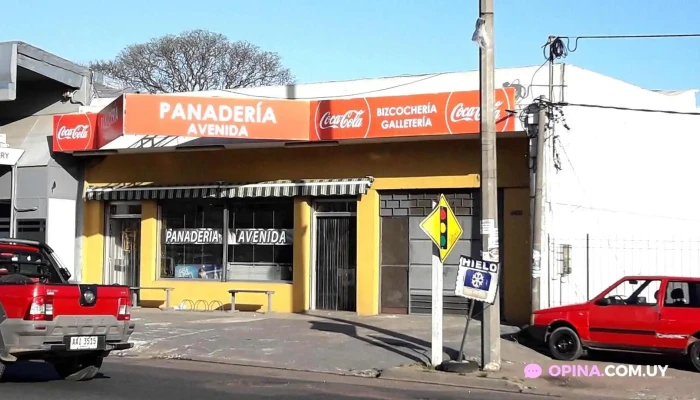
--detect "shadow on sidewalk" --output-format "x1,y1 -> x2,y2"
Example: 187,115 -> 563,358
308,316 -> 460,367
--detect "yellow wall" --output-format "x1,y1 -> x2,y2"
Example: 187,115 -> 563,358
357,189 -> 380,315
82,201 -> 104,284
82,138 -> 530,319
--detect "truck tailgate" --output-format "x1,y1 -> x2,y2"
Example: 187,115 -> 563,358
44,284 -> 130,317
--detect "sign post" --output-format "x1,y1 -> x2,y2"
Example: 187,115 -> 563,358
0,146 -> 25,238
442,254 -> 500,373
419,194 -> 463,368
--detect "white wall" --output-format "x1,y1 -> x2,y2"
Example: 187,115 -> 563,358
47,198 -> 77,276
540,64 -> 700,308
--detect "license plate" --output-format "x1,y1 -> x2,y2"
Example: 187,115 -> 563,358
68,336 -> 99,350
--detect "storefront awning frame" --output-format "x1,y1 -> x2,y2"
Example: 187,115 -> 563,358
85,176 -> 374,201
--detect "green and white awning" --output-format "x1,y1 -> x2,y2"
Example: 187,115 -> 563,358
85,176 -> 374,201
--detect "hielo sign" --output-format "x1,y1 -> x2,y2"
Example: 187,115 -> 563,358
455,255 -> 500,304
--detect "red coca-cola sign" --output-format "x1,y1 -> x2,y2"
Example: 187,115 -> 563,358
444,88 -> 513,134
313,98 -> 371,140
53,114 -> 97,152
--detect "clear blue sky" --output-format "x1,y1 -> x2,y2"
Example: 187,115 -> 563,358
3,0 -> 699,102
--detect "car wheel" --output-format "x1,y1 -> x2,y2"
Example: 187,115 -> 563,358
548,326 -> 584,361
53,355 -> 104,381
688,341 -> 700,372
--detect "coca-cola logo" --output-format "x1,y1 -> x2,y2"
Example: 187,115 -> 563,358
57,125 -> 90,140
314,98 -> 371,140
449,101 -> 503,123
53,114 -> 94,151
444,88 -> 513,134
319,110 -> 364,129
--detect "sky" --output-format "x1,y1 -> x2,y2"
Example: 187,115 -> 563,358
2,0 -> 699,103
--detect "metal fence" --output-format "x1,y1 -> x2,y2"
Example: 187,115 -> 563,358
547,235 -> 700,308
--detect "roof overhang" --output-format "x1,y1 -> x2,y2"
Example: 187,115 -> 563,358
0,41 -> 89,101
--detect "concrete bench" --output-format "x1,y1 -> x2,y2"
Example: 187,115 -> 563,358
228,289 -> 275,313
130,287 -> 175,310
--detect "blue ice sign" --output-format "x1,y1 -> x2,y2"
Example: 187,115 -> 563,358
455,255 -> 500,304
465,269 -> 492,291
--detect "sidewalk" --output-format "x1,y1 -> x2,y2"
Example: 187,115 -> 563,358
123,309 -> 534,372
120,309 -> 700,399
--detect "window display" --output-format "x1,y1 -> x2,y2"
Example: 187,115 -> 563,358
159,199 -> 293,281
227,201 -> 294,281
159,201 -> 225,279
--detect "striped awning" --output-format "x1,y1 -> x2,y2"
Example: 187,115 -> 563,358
85,176 -> 374,201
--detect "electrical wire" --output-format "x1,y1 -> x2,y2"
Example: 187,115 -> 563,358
554,102 -> 700,116
221,72 -> 449,100
544,33 -> 700,60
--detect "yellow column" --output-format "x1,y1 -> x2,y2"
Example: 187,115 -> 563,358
81,201 -> 104,284
293,197 -> 312,312
139,201 -> 159,299
356,189 -> 380,316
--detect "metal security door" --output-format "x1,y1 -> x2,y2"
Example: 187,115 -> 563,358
106,218 -> 141,287
314,216 -> 357,311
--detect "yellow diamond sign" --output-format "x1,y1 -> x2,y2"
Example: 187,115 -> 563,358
419,194 -> 463,263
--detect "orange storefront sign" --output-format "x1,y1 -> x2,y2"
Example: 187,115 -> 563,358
310,87 -> 516,141
117,88 -> 516,142
123,94 -> 310,140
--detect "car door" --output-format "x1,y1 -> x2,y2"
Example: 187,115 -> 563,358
588,278 -> 661,350
656,280 -> 700,352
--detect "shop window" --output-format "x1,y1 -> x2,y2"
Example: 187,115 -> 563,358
226,200 -> 294,282
159,201 -> 225,279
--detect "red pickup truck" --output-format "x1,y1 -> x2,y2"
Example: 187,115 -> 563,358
530,275 -> 700,371
0,238 -> 135,381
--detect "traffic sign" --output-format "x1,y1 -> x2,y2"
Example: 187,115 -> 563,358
0,147 -> 24,166
419,194 -> 463,262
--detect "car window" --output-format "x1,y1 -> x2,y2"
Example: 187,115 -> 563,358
664,281 -> 700,308
605,279 -> 661,305
0,245 -> 64,283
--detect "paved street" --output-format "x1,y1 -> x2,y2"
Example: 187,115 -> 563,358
0,358 -> 555,400
116,309 -> 700,399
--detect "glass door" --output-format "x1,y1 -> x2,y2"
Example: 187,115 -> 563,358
106,218 -> 141,286
104,203 -> 142,287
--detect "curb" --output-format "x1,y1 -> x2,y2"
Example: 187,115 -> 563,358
378,369 -> 560,397
112,351 -> 559,397
114,352 -> 381,378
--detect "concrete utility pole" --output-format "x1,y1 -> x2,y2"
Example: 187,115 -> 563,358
478,0 -> 501,372
531,104 -> 547,312
531,38 -> 555,312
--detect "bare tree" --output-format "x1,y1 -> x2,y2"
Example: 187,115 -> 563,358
89,30 -> 295,93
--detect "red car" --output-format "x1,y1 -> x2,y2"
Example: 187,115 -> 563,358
0,238 -> 135,381
530,275 -> 700,371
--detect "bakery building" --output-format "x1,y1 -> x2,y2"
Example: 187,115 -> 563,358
54,69 -> 535,325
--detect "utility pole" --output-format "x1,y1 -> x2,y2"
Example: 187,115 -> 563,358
478,0 -> 501,372
531,37 -> 555,312
531,104 -> 546,312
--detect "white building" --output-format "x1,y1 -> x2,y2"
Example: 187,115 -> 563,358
535,64 -> 700,308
